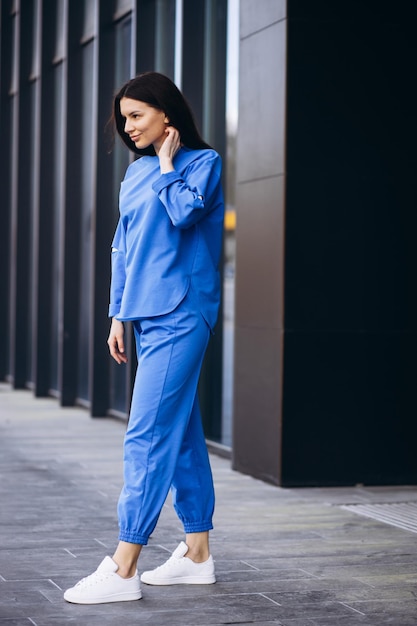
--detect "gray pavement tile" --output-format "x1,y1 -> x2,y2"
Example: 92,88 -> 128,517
259,586 -> 417,606
290,616 -> 417,626
26,594 -> 287,625
0,616 -> 33,626
277,620 -> 317,626
0,600 -> 50,620
222,623 -> 283,626
292,561 -> 417,581
22,618 -> 137,626
235,553 -> 417,572
256,590 -> 359,606
22,613 -> 284,626
268,551 -> 417,569
137,576 -> 367,600
289,486 -> 417,505
277,613 -> 365,626
353,571 -> 417,587
215,569 -> 316,583
244,599 -> 358,621
333,585 -> 417,603
2,385 -> 417,626
0,581 -> 62,598
344,599 -> 417,617
213,537 -> 417,560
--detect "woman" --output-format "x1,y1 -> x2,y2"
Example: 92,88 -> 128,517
64,72 -> 224,604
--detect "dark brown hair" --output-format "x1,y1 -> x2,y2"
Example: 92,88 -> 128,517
113,72 -> 210,156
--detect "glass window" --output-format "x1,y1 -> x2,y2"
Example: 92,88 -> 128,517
30,0 -> 41,79
50,62 -> 65,393
108,14 -> 133,416
202,0 -> 221,144
10,8 -> 18,94
77,40 -> 95,402
81,0 -> 97,42
114,0 -> 133,21
53,0 -> 66,63
155,0 -> 175,78
221,0 -> 239,447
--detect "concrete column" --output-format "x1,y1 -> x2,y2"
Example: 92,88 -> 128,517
233,1 -> 287,484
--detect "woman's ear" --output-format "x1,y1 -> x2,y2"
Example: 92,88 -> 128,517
164,115 -> 170,124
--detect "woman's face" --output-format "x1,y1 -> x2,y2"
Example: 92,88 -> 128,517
120,97 -> 169,153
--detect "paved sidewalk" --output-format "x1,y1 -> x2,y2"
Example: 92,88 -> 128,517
1,383 -> 417,626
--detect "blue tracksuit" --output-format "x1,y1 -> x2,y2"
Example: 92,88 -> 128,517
109,147 -> 224,544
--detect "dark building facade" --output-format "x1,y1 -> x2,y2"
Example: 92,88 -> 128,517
1,0 -> 416,487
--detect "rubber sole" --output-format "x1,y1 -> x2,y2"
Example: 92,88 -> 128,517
64,590 -> 142,604
140,574 -> 216,586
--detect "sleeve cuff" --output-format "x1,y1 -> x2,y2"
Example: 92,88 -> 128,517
152,171 -> 183,194
108,305 -> 120,318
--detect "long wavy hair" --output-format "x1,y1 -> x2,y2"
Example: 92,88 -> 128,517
113,72 -> 210,156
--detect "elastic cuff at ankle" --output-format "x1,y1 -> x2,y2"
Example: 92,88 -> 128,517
118,530 -> 148,545
183,521 -> 213,533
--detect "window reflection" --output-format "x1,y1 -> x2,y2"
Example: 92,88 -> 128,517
221,0 -> 239,448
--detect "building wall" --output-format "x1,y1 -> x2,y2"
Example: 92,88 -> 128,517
232,0 -> 287,484
0,0 -> 227,440
2,0 -> 417,487
233,0 -> 417,485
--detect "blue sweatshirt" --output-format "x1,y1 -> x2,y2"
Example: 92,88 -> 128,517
109,147 -> 224,331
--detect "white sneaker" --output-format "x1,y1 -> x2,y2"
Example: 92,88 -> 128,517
64,556 -> 142,604
140,542 -> 216,585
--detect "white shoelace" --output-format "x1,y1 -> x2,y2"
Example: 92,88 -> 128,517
74,571 -> 112,588
153,555 -> 183,571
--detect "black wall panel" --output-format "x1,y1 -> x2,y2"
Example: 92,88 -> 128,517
282,4 -> 417,484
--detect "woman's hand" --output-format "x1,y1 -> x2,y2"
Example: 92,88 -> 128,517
158,126 -> 181,174
107,318 -> 128,364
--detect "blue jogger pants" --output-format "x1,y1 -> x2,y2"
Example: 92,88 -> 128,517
117,290 -> 215,545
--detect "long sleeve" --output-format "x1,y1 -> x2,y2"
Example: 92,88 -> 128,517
151,152 -> 222,229
108,219 -> 127,318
